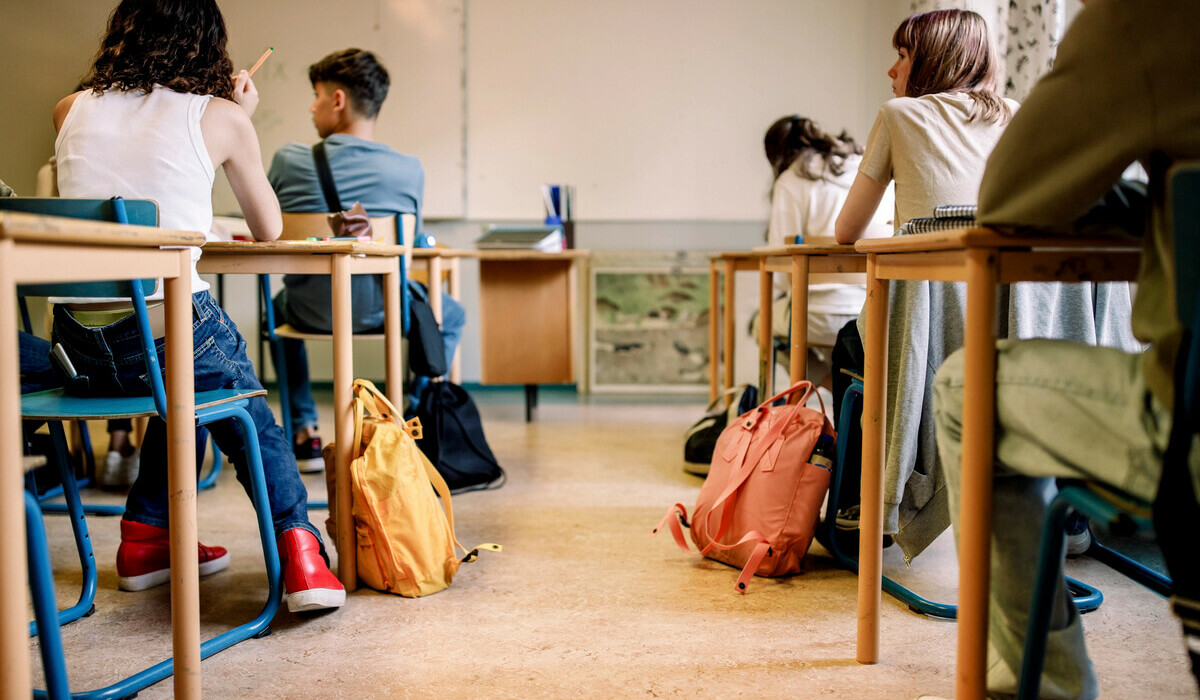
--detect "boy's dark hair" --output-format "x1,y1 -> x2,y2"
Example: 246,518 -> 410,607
83,0 -> 234,100
309,49 -> 390,119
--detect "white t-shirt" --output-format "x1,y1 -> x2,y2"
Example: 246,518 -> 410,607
766,155 -> 891,315
55,88 -> 218,299
859,92 -> 1020,232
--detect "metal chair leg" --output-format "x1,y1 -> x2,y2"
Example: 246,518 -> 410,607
26,490 -> 71,700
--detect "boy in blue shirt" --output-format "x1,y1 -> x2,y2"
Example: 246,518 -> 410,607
268,48 -> 465,470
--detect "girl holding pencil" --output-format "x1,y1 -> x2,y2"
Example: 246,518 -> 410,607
52,0 -> 345,613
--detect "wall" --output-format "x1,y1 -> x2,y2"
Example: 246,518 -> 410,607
2,0 -> 909,388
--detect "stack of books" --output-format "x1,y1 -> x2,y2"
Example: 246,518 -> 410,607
476,225 -> 565,252
898,204 -> 977,235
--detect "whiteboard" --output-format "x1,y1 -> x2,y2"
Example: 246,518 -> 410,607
465,0 -> 890,221
217,0 -> 466,219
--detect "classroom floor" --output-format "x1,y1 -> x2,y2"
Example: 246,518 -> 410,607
27,388 -> 1197,699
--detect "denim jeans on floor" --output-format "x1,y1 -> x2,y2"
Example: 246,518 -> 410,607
933,339 -> 1172,699
51,290 -> 323,552
272,279 -> 466,433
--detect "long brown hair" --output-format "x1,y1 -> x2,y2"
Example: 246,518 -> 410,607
764,116 -> 862,181
893,9 -> 1011,124
83,0 -> 234,100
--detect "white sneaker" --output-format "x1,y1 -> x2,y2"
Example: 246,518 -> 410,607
1066,527 -> 1093,558
835,504 -> 860,530
99,449 -> 140,489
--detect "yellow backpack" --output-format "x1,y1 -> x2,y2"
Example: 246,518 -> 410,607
325,379 -> 498,597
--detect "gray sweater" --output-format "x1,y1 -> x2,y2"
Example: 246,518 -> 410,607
858,278 -> 1141,562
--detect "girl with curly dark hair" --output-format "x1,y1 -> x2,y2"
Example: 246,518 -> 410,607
52,0 -> 346,613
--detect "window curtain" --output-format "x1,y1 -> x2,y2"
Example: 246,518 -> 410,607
906,0 -> 1066,101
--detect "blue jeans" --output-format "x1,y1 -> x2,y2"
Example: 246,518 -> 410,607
19,331 -> 57,395
51,291 -> 323,551
272,279 -> 465,432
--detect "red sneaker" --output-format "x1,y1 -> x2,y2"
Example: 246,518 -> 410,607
116,519 -> 230,592
279,528 -> 345,612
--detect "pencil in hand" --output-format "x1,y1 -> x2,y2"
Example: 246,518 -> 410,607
247,47 -> 274,78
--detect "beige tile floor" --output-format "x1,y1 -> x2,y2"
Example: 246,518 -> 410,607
25,388 -> 1197,699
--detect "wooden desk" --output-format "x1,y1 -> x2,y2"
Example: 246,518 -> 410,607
854,228 -> 1141,698
707,251 -> 763,404
0,212 -> 202,699
197,239 -> 407,591
754,240 -> 866,397
412,247 -> 467,383
461,250 -> 588,421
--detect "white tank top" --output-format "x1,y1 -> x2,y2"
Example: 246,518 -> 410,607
55,88 -> 217,299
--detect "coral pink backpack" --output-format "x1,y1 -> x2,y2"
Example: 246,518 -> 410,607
656,381 -> 834,592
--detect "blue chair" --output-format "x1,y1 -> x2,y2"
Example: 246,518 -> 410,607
816,377 -> 1102,620
259,212 -> 416,509
1018,162 -> 1200,699
14,198 -> 282,700
0,197 -> 223,513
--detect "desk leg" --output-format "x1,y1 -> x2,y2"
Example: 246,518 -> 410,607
384,264 -> 403,409
758,259 -> 772,399
0,244 -> 32,699
331,254 -> 356,590
858,255 -> 888,665
429,257 -> 444,324
165,251 -> 200,699
956,248 -> 998,699
790,256 -> 809,390
723,259 -> 736,407
449,258 -> 462,384
709,260 -> 719,403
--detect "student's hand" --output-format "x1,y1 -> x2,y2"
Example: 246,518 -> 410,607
232,70 -> 259,117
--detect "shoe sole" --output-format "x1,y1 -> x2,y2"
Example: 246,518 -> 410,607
682,461 -> 710,477
118,551 -> 232,592
286,587 -> 346,612
296,457 -> 325,474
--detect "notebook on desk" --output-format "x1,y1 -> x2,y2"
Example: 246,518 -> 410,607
476,225 -> 565,252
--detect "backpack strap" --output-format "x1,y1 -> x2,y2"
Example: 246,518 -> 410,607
311,141 -> 344,212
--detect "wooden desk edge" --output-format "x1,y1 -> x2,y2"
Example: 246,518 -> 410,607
0,212 -> 204,247
202,240 -> 408,256
855,227 -> 1142,253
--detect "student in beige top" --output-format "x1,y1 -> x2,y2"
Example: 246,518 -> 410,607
824,9 -> 1138,563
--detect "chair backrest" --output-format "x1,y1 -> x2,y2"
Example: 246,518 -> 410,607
0,197 -> 167,418
278,211 -> 413,247
1170,162 -> 1200,425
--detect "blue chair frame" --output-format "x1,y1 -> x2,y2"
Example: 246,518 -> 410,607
1018,163 -> 1200,699
12,198 -> 282,700
816,378 -> 1103,620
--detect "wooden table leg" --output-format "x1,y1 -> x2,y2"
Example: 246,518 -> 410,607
709,260 -> 719,403
0,243 -> 32,699
858,254 -> 888,665
758,258 -> 772,398
331,254 -> 356,590
384,262 -> 403,410
790,255 -> 809,389
956,248 -> 999,699
164,250 -> 200,699
449,257 -> 462,384
429,256 -> 444,324
723,258 -> 736,407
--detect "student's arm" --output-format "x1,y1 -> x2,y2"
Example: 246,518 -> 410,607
202,74 -> 281,241
978,1 -> 1149,229
835,173 -> 887,244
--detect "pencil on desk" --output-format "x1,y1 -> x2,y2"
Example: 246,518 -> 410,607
247,47 -> 274,78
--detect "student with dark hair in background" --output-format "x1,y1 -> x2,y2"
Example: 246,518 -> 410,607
268,48 -> 466,470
